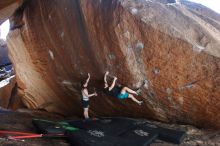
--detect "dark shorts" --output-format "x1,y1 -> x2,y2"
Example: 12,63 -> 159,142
117,92 -> 129,99
81,99 -> 89,108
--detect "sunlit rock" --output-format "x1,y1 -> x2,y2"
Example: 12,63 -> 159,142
3,0 -> 220,129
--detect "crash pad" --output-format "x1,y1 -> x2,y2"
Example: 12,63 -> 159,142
32,119 -> 78,135
67,117 -> 137,136
66,128 -> 158,146
133,121 -> 186,144
32,117 -> 186,145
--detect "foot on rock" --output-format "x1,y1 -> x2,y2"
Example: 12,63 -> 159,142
136,89 -> 142,95
138,101 -> 143,105
143,79 -> 147,84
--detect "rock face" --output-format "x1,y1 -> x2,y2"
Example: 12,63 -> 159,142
0,76 -> 16,108
4,0 -> 220,128
0,0 -> 22,25
0,39 -> 18,109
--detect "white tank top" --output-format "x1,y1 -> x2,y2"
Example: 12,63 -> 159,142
82,89 -> 89,101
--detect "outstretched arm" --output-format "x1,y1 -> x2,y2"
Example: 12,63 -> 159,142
82,89 -> 97,97
109,76 -> 117,91
104,71 -> 109,88
83,73 -> 90,87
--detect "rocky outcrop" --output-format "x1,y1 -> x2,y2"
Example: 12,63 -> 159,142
0,76 -> 16,108
5,0 -> 220,129
0,38 -> 18,111
0,0 -> 22,25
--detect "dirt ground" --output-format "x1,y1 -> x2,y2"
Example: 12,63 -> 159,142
0,108 -> 219,146
0,108 -> 70,146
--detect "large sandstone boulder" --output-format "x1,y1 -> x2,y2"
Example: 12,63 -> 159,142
0,0 -> 22,25
5,0 -> 220,128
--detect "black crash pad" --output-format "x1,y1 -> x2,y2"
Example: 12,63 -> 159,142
157,126 -> 186,144
32,117 -> 186,145
66,128 -> 158,146
32,119 -> 66,135
119,128 -> 158,146
67,117 -> 137,136
32,119 -> 77,135
133,121 -> 186,144
68,118 -> 186,144
67,118 -> 158,146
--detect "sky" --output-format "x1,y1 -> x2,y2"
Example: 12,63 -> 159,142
189,0 -> 220,14
0,0 -> 220,39
0,20 -> 9,40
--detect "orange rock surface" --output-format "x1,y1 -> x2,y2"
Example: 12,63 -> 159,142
0,0 -> 219,128
0,0 -> 22,25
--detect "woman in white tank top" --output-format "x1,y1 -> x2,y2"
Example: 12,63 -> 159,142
81,73 -> 97,119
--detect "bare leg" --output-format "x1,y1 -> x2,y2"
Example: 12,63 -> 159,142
128,94 -> 143,105
84,108 -> 89,119
121,87 -> 138,95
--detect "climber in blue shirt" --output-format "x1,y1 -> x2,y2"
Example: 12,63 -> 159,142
103,71 -> 143,105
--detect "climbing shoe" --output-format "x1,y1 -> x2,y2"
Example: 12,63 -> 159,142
136,89 -> 142,95
138,101 -> 143,105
